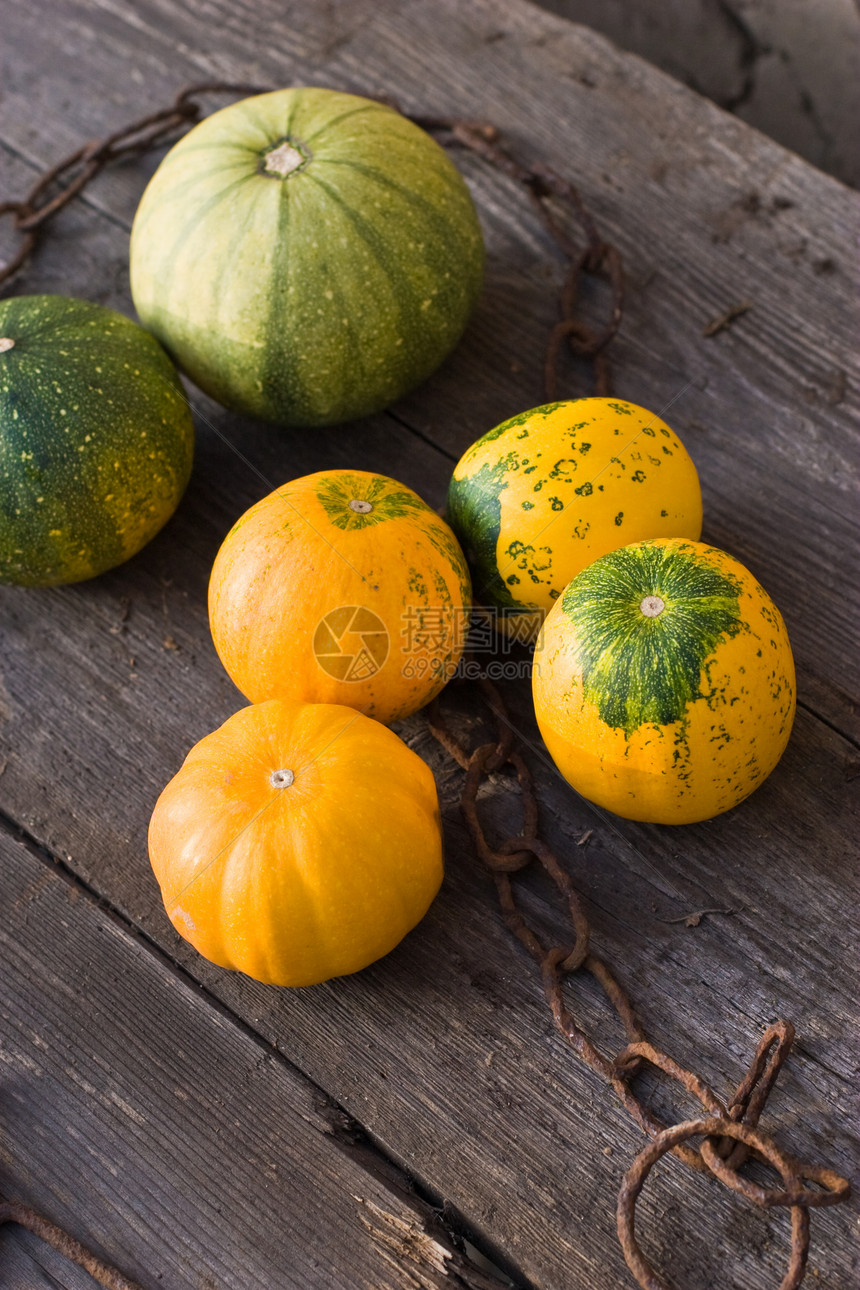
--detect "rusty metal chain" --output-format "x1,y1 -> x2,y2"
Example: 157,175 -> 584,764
0,82 -> 265,291
0,1200 -> 142,1289
406,111 -> 624,397
0,81 -> 848,1289
1,83 -> 622,400
427,672 -> 849,1288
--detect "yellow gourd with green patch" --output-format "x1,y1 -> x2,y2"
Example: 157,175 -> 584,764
447,398 -> 702,639
533,539 -> 795,824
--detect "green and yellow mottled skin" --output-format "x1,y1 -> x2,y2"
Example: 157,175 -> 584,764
209,469 -> 472,724
533,538 -> 796,824
130,88 -> 484,426
447,398 -> 702,639
0,295 -> 194,586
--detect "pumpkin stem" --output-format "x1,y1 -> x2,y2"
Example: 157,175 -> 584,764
263,140 -> 309,178
640,595 -> 665,618
0,338 -> 14,353
349,498 -> 373,514
270,768 -> 295,788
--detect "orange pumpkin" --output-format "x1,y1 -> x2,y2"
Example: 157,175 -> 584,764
209,470 -> 472,724
148,700 -> 443,986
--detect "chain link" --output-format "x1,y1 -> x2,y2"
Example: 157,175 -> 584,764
0,1201 -> 142,1289
427,672 -> 849,1287
0,83 -> 265,291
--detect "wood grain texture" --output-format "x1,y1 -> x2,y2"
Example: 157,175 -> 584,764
1,1 -> 858,1288
0,823 -> 507,1290
0,1226 -> 103,1290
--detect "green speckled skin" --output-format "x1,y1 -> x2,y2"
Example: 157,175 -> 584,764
0,295 -> 194,586
560,541 -> 743,735
130,88 -> 485,427
446,399 -> 702,639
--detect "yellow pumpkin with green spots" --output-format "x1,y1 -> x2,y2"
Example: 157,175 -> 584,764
209,469 -> 471,724
447,398 -> 702,639
533,538 -> 796,824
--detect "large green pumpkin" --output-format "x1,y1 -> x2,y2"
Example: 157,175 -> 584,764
129,87 -> 485,426
0,295 -> 194,587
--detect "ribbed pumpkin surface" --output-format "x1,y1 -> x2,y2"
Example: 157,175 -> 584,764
533,538 -> 796,824
148,700 -> 443,986
0,294 -> 193,586
130,87 -> 484,426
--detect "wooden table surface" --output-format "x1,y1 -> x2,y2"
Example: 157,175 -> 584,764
1,1 -> 857,1287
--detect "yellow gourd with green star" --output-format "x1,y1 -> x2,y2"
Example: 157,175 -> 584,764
533,538 -> 796,824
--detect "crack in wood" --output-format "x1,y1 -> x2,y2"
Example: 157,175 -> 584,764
655,907 -> 744,929
0,804 -> 528,1290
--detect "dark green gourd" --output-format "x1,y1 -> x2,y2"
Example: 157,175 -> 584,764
0,295 -> 194,586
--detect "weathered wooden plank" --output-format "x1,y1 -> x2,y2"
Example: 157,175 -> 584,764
1,1227 -> 101,1289
0,382 -> 856,1290
3,606 -> 857,1290
1,0 -> 857,738
0,822 -> 508,1290
1,2 -> 858,1288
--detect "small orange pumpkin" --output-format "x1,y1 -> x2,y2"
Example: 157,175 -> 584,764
209,470 -> 472,724
148,700 -> 443,986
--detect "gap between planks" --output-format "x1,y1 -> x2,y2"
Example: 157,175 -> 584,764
796,697 -> 860,753
0,803 -> 526,1290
